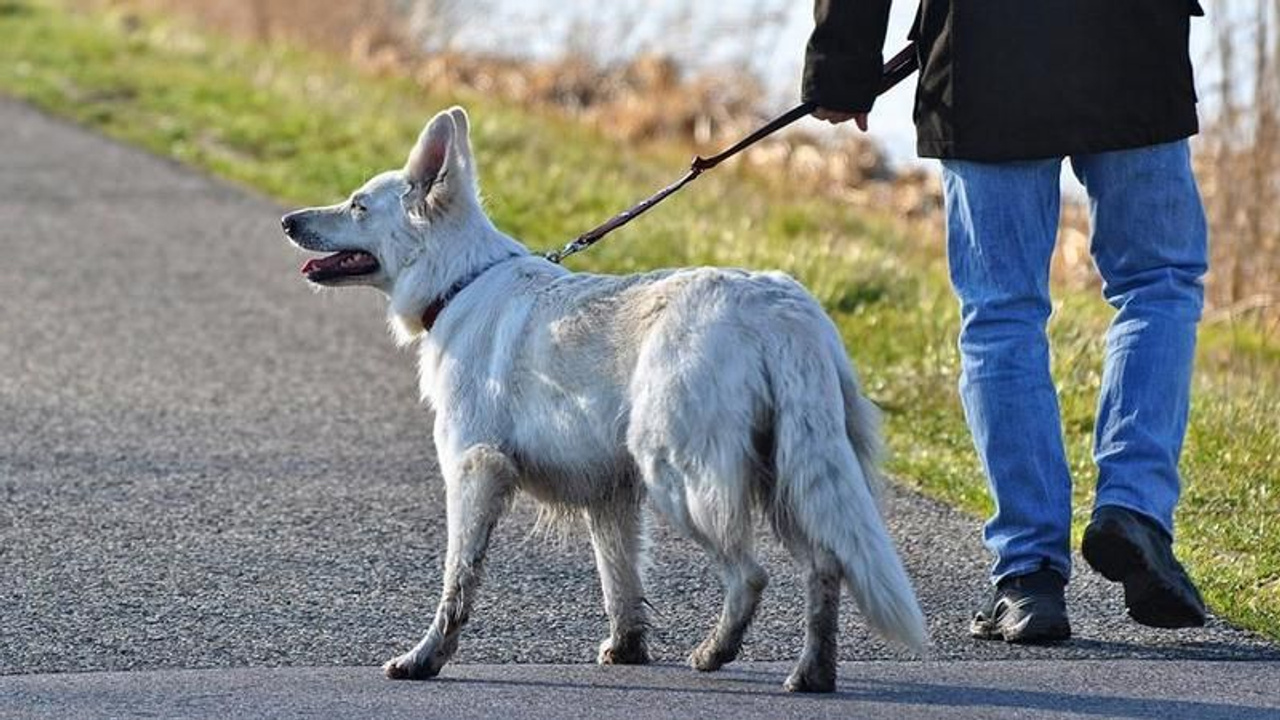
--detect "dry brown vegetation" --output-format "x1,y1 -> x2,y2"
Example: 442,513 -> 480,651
86,0 -> 1278,323
1197,0 -> 1280,326
86,0 -> 941,221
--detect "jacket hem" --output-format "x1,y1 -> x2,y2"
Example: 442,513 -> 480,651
917,120 -> 1200,162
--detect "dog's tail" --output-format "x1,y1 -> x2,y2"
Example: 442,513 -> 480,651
769,323 -> 929,655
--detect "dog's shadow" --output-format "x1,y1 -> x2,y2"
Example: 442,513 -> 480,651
427,657 -> 1278,720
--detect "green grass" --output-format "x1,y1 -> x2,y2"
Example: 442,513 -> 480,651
3,0 -> 1277,640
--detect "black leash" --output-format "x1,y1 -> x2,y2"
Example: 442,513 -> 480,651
544,43 -> 920,264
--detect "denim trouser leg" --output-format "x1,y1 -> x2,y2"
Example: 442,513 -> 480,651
942,158 -> 1074,584
1070,141 -> 1208,538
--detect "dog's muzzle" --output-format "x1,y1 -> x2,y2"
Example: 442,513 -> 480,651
281,212 -> 301,239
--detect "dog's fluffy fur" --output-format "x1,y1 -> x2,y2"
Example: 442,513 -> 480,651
282,107 -> 928,692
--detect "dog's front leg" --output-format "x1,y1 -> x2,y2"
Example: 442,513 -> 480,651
587,494 -> 650,665
384,445 -> 516,680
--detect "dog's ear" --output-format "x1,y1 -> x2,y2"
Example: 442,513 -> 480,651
446,106 -> 474,171
402,110 -> 456,215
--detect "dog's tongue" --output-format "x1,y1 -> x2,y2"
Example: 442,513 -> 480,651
300,251 -> 377,277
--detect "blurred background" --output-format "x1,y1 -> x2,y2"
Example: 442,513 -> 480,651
75,0 -> 1279,322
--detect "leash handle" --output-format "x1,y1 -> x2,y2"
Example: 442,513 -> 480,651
546,43 -> 920,264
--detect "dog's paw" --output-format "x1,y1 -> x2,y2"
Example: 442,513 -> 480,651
687,638 -> 735,672
383,653 -> 442,681
597,634 -> 650,665
783,666 -> 837,693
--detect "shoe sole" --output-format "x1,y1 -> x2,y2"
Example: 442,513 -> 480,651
970,614 -> 1071,644
1082,518 -> 1206,629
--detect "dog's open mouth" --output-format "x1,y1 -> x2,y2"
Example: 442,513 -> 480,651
301,251 -> 380,283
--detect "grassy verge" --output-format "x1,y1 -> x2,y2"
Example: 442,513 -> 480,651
3,0 -> 1277,639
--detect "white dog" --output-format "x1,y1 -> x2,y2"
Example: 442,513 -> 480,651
281,106 -> 928,692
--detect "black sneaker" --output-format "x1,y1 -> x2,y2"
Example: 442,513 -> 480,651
1082,505 -> 1207,628
970,568 -> 1072,643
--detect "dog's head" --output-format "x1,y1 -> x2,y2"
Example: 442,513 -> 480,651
281,106 -> 481,296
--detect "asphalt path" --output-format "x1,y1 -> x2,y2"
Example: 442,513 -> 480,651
2,97 -> 1278,717
4,662 -> 1280,720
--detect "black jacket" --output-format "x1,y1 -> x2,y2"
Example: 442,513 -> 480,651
803,0 -> 1205,161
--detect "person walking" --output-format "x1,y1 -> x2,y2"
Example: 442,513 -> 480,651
803,0 -> 1210,642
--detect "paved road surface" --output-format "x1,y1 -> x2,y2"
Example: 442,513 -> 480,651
1,96 -> 1278,716
4,662 -> 1280,720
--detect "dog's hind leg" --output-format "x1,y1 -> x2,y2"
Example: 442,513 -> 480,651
627,319 -> 769,672
773,512 -> 843,693
384,445 -> 516,680
785,549 -> 842,692
587,490 -> 651,665
639,456 -> 766,673
686,533 -> 768,673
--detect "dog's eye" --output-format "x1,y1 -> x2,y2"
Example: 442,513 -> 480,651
350,201 -> 367,216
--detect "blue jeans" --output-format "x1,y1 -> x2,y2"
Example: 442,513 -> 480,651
941,140 -> 1208,584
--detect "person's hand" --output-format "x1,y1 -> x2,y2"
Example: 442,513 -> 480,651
813,108 -> 869,132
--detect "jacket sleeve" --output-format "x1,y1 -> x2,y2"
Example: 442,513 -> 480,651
802,0 -> 893,113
